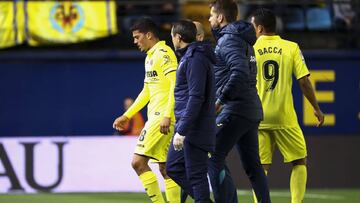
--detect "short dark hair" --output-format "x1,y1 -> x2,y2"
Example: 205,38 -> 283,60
172,20 -> 197,43
130,17 -> 160,38
252,8 -> 276,33
210,0 -> 238,23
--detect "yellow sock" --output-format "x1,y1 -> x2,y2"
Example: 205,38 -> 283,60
139,171 -> 165,203
164,178 -> 181,203
252,169 -> 268,203
290,165 -> 307,203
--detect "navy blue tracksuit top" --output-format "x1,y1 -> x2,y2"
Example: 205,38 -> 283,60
212,20 -> 263,121
174,41 -> 216,152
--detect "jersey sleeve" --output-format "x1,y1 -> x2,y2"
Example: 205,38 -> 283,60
293,44 -> 310,80
123,83 -> 150,118
160,49 -> 178,76
163,71 -> 176,118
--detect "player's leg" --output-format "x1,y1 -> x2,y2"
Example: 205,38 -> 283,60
235,119 -> 271,203
133,121 -> 168,203
290,158 -> 307,203
155,122 -> 182,203
275,127 -> 307,203
158,162 -> 181,203
166,139 -> 194,201
208,114 -> 244,203
131,154 -> 165,203
183,140 -> 211,202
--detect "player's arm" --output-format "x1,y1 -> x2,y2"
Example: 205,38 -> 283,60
160,71 -> 176,134
293,44 -> 324,127
160,51 -> 177,134
113,84 -> 150,131
298,76 -> 324,127
217,36 -> 250,105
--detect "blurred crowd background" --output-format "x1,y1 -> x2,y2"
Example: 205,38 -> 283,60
1,0 -> 359,52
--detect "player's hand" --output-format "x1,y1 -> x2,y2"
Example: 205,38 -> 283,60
113,115 -> 129,131
160,117 -> 171,135
173,132 -> 185,151
314,109 -> 324,127
215,102 -> 223,115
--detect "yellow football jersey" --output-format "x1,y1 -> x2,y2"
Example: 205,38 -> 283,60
254,35 -> 310,129
124,41 -> 177,121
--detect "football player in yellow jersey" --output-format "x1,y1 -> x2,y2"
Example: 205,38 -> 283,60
113,18 -> 180,203
251,9 -> 325,203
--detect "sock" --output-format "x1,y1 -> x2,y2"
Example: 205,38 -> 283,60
252,169 -> 268,203
139,171 -> 165,203
164,178 -> 181,203
290,165 -> 307,203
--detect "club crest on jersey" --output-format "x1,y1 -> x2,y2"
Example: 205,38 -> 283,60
146,59 -> 153,66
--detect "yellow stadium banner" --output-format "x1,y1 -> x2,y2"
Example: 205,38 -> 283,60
26,0 -> 117,46
0,1 -> 25,49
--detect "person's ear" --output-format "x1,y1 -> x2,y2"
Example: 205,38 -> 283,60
176,34 -> 182,43
146,32 -> 152,40
218,13 -> 224,24
259,25 -> 265,34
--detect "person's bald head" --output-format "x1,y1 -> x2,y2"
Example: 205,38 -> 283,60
193,21 -> 205,41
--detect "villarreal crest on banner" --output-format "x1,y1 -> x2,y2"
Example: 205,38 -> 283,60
0,2 -> 25,48
26,1 -> 117,46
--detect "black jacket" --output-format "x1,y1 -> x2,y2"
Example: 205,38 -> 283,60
212,20 -> 263,121
174,41 -> 216,151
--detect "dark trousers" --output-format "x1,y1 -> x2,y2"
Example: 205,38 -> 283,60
208,114 -> 271,203
166,139 -> 212,203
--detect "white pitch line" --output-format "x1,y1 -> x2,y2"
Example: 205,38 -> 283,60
237,190 -> 345,200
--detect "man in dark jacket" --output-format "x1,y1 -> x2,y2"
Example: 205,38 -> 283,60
208,1 -> 271,203
166,20 -> 216,203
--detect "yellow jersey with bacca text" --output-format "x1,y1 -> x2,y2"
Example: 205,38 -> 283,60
124,41 -> 177,122
254,35 -> 310,129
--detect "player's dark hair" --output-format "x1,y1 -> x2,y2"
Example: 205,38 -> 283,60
252,8 -> 276,33
209,0 -> 238,23
130,17 -> 160,38
172,20 -> 197,43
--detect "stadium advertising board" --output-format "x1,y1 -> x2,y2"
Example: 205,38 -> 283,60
295,53 -> 360,134
0,52 -> 359,136
0,136 -> 164,193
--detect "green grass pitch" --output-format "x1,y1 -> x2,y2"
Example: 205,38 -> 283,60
0,189 -> 359,203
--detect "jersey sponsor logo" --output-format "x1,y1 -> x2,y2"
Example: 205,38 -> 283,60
258,47 -> 282,55
155,112 -> 160,116
159,48 -> 167,53
146,70 -> 158,77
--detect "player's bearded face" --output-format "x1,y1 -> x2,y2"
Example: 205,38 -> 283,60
209,7 -> 221,29
171,29 -> 180,50
132,30 -> 149,52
